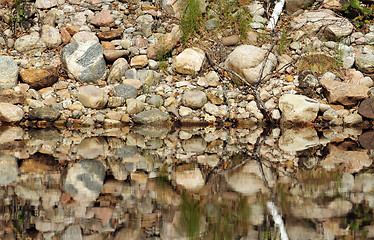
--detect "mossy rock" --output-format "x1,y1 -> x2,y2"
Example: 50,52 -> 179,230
296,53 -> 341,76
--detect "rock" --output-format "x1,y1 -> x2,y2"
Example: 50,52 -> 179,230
358,98 -> 374,119
147,95 -> 163,107
102,41 -> 116,50
60,28 -> 71,44
61,41 -> 106,83
279,94 -> 319,123
130,55 -> 148,68
221,35 -> 240,46
161,0 -> 206,18
19,67 -> 58,90
343,113 -> 363,125
286,0 -> 314,13
90,9 -> 114,27
113,228 -> 140,240
77,137 -> 108,159
358,131 -> 374,149
71,31 -> 99,42
320,76 -> 370,106
203,103 -> 229,119
0,126 -> 24,144
63,160 -> 105,201
205,19 -> 219,30
14,33 -> 46,55
290,9 -> 353,39
0,154 -> 18,186
356,54 -> 374,73
182,136 -> 207,152
133,109 -> 169,125
0,56 -> 18,90
292,199 -> 352,219
174,167 -> 205,190
226,171 -> 266,196
182,90 -> 207,109
0,103 -> 24,122
279,127 -> 320,152
173,47 -> 205,75
126,99 -> 144,114
29,106 -> 61,121
321,144 -> 371,173
35,0 -> 58,9
114,84 -> 137,100
77,85 -> 108,109
225,45 -> 277,84
41,25 -> 61,48
62,225 -> 82,240
103,50 -> 129,62
107,58 -> 130,83
97,29 -> 122,41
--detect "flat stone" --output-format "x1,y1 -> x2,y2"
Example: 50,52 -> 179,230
0,90 -> 26,104
0,103 -> 24,122
279,94 -> 320,123
97,29 -> 122,41
77,85 -> 108,109
29,106 -> 61,121
20,67 -> 58,90
173,47 -> 205,75
104,50 -> 129,62
279,127 -> 320,152
35,0 -> 58,9
114,84 -> 137,100
62,225 -> 82,240
320,76 -> 370,106
221,35 -> 240,46
71,31 -> 99,42
0,56 -> 18,90
133,109 -> 169,125
126,99 -> 144,114
175,167 -> 205,190
147,29 -> 181,60
358,98 -> 374,119
61,41 -> 106,83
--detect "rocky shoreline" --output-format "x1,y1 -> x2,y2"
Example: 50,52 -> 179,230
0,0 -> 374,129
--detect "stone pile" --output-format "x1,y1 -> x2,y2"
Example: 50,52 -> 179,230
0,0 -> 373,128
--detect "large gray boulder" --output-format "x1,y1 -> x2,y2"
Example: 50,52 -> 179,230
225,45 -> 277,84
61,41 -> 106,83
0,56 -> 18,90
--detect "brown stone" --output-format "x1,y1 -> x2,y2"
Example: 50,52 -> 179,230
66,25 -> 80,35
206,92 -> 224,105
221,35 -> 240,46
320,77 -> 370,106
20,67 -> 58,90
359,131 -> 374,149
101,41 -> 116,50
97,29 -> 123,41
104,50 -> 129,62
147,31 -> 180,60
90,9 -> 114,27
135,37 -> 148,48
130,55 -> 148,68
358,98 -> 374,119
141,3 -> 158,11
92,207 -> 113,225
20,153 -> 57,173
0,89 -> 27,104
60,28 -> 71,44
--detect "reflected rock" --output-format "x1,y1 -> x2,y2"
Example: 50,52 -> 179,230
35,219 -> 65,233
0,126 -> 24,144
114,145 -> 138,158
28,128 -> 61,141
113,227 -> 140,240
359,130 -> 374,149
174,166 -> 205,191
62,225 -> 82,240
249,203 -> 264,226
353,173 -> 374,193
182,136 -> 207,153
286,222 -> 323,240
279,127 -> 319,152
108,159 -> 129,181
132,124 -> 170,138
20,153 -> 57,173
226,171 -> 267,196
76,137 -> 108,159
0,154 -> 18,186
321,144 -> 372,173
41,189 -> 61,210
63,160 -> 105,202
291,198 -> 352,219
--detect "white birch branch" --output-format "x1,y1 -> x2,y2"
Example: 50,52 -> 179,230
267,0 -> 286,30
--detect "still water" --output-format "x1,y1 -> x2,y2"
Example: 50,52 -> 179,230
0,124 -> 373,240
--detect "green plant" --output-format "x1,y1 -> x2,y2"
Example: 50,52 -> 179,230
238,10 -> 251,39
276,28 -> 291,54
341,0 -> 373,27
180,0 -> 202,43
180,193 -> 202,240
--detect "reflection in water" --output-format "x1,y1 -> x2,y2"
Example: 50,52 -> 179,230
0,125 -> 373,239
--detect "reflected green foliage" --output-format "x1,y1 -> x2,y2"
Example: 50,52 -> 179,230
344,204 -> 373,237
181,193 -> 202,240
